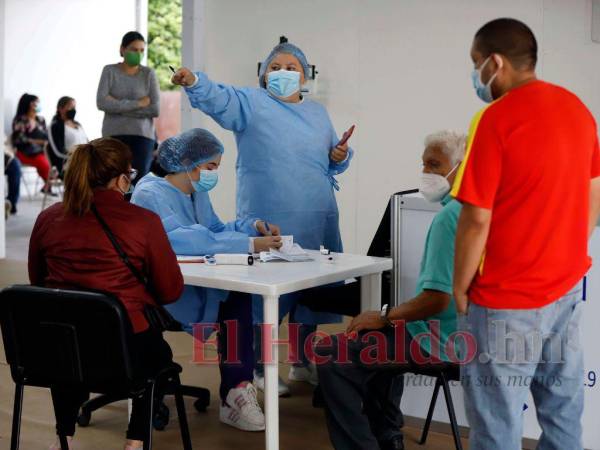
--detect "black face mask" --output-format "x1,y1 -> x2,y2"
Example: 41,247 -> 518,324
66,109 -> 76,120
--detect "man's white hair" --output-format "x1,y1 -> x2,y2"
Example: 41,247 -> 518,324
424,130 -> 467,165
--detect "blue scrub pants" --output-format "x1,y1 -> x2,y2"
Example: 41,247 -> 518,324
254,314 -> 317,376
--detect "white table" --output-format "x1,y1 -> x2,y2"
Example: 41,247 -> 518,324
179,250 -> 393,450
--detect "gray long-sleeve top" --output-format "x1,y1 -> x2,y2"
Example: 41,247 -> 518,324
96,63 -> 160,140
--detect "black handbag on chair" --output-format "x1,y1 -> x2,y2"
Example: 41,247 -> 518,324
91,204 -> 182,332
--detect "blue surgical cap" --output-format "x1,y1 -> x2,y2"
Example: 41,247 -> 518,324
158,128 -> 224,173
258,42 -> 310,88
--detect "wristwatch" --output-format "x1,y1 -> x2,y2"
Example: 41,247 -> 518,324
380,304 -> 394,327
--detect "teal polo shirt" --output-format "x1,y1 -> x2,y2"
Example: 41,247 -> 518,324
405,194 -> 461,362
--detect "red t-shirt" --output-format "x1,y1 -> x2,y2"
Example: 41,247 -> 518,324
28,189 -> 184,332
451,80 -> 600,309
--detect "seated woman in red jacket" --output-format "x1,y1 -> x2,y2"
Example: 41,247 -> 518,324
28,137 -> 184,450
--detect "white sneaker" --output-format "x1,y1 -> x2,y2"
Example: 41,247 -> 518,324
220,383 -> 265,431
253,370 -> 291,397
288,364 -> 319,386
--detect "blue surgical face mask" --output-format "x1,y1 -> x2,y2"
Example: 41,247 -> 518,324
34,104 -> 42,113
267,69 -> 301,98
471,56 -> 498,103
187,169 -> 219,192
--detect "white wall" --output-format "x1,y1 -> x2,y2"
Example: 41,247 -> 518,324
183,0 -> 600,256
3,0 -> 138,141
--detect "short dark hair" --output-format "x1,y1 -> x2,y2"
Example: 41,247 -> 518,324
121,31 -> 145,48
474,18 -> 537,70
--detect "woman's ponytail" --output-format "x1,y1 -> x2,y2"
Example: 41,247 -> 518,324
63,138 -> 132,216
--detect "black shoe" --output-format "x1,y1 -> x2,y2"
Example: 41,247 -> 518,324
378,436 -> 404,450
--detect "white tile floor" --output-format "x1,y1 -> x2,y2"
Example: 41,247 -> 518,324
5,185 -> 62,261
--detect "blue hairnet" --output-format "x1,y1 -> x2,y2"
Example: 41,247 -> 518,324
258,42 -> 310,88
158,128 -> 224,173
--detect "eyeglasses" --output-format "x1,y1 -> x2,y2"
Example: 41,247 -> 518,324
127,169 -> 138,181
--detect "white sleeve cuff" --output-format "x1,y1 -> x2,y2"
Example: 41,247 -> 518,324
190,73 -> 199,88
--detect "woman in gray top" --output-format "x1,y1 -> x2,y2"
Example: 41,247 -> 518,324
96,31 -> 160,183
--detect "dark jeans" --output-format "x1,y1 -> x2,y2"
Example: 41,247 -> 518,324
5,157 -> 21,212
316,325 -> 425,450
217,292 -> 255,401
112,135 -> 156,184
50,328 -> 173,441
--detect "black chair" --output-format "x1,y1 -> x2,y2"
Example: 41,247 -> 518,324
0,285 -> 193,450
78,381 -> 210,431
415,364 -> 463,450
77,343 -> 210,430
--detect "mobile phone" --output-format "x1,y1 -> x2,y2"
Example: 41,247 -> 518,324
337,125 -> 355,146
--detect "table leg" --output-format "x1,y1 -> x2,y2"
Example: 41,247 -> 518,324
360,272 -> 382,312
263,294 -> 280,450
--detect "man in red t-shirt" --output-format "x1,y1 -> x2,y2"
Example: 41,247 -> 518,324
452,18 -> 600,450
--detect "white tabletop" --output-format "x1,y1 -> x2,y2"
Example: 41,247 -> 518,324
179,250 -> 392,297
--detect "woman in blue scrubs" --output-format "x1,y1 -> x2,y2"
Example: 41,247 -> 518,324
132,128 -> 282,432
172,41 -> 354,394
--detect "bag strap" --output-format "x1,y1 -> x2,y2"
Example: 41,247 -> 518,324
91,203 -> 151,292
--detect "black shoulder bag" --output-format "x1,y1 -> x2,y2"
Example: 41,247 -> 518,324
91,204 -> 182,332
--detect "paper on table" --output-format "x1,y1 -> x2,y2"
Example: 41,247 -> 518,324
260,235 -> 314,262
269,244 -> 313,262
278,235 -> 294,253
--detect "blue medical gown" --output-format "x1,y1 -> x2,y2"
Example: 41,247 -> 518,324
184,72 -> 353,325
131,173 -> 259,334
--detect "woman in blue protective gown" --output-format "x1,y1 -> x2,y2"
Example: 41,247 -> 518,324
131,128 -> 282,432
172,41 -> 354,394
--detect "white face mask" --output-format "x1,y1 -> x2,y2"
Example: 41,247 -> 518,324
419,163 -> 460,203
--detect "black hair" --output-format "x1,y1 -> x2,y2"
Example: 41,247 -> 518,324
121,31 -> 145,48
474,18 -> 537,70
54,96 -> 75,122
14,93 -> 39,120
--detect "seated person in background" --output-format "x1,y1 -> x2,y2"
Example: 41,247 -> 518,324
11,93 -> 53,195
131,128 -> 282,432
316,130 -> 466,450
28,138 -> 184,450
49,96 -> 88,174
4,148 -> 21,216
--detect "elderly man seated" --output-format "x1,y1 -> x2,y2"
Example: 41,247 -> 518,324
316,130 -> 467,450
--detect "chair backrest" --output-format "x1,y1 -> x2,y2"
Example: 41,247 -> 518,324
0,285 -> 135,391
